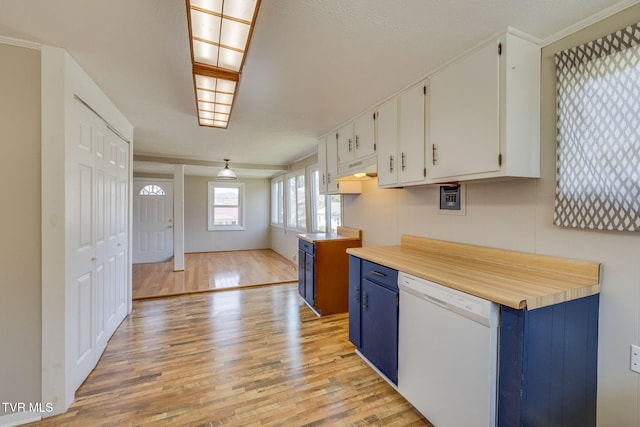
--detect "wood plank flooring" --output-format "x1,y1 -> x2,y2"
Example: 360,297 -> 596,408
133,250 -> 298,300
28,284 -> 432,427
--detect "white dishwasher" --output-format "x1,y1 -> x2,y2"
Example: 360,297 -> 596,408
398,272 -> 499,427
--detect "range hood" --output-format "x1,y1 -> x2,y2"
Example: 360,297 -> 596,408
337,154 -> 377,180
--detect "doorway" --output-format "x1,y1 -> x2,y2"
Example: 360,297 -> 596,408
132,179 -> 174,263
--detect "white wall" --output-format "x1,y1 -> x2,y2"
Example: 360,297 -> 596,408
0,42 -> 41,419
343,5 -> 640,426
184,176 -> 270,252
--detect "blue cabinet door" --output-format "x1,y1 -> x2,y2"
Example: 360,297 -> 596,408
304,252 -> 315,306
361,278 -> 399,384
298,249 -> 305,298
348,255 -> 362,348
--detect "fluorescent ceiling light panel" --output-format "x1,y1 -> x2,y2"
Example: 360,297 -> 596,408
187,0 -> 261,128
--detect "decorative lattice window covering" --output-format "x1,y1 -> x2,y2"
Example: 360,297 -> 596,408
554,23 -> 640,231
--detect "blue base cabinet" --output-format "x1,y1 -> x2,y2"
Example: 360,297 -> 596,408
298,240 -> 315,307
349,256 -> 399,384
498,295 -> 599,427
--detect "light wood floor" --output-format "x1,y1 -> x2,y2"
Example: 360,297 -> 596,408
28,284 -> 432,427
133,249 -> 298,300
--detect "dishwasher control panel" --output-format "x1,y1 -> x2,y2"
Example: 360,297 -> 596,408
398,272 -> 498,327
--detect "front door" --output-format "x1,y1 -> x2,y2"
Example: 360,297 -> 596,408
132,180 -> 174,264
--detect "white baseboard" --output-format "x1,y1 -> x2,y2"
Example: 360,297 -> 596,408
0,412 -> 42,427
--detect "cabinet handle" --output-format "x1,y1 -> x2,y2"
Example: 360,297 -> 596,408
348,138 -> 352,152
371,271 -> 386,278
401,152 -> 406,171
322,173 -> 326,185
354,286 -> 360,302
355,134 -> 360,149
362,292 -> 368,311
327,173 -> 331,183
432,144 -> 437,165
389,155 -> 394,173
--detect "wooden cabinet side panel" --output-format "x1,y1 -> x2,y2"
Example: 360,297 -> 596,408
314,240 -> 362,315
348,255 -> 362,347
498,306 -> 525,427
498,295 -> 599,427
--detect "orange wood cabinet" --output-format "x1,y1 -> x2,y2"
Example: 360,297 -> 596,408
298,232 -> 362,316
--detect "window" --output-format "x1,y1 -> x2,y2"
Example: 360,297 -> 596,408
208,182 -> 244,230
271,176 -> 284,226
310,166 -> 341,234
554,22 -> 640,231
138,184 -> 165,196
286,169 -> 306,230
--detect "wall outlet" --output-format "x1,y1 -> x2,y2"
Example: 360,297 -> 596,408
631,345 -> 640,373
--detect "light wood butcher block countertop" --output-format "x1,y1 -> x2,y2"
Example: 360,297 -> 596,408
298,226 -> 362,243
346,235 -> 601,310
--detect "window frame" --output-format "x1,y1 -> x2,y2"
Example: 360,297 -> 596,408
285,168 -> 307,231
207,181 -> 245,231
271,176 -> 284,227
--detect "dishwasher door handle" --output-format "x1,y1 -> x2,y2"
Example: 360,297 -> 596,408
423,293 -> 449,309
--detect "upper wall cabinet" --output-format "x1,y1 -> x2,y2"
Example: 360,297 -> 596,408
337,109 -> 376,175
429,31 -> 540,182
318,135 -> 361,195
377,81 -> 428,188
318,136 -> 339,194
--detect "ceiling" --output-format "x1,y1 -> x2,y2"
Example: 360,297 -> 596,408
0,0 -> 635,178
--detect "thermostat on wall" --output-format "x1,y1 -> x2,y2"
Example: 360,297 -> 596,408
439,184 -> 466,215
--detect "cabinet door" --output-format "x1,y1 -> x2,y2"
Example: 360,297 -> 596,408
348,256 -> 362,348
399,82 -> 427,185
376,97 -> 399,187
354,110 -> 376,159
304,253 -> 315,306
430,39 -> 500,179
361,279 -> 399,384
326,134 -> 339,193
337,124 -> 354,165
317,138 -> 328,194
298,249 -> 306,298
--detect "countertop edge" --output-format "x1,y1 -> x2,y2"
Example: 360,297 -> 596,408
346,245 -> 601,310
298,233 -> 361,243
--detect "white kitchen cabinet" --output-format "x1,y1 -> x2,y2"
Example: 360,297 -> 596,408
337,109 -> 376,174
318,136 -> 339,194
376,81 -> 428,188
376,97 -> 399,187
399,81 -> 428,185
429,31 -> 540,182
318,135 -> 360,194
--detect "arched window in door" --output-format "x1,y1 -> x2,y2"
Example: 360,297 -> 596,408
138,184 -> 166,196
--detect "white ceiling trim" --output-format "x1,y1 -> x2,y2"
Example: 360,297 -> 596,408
542,0 -> 640,46
0,34 -> 40,50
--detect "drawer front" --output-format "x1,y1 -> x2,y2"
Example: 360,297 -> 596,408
298,239 -> 315,255
362,260 -> 398,290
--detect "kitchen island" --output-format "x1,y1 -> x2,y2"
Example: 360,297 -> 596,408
297,226 -> 361,315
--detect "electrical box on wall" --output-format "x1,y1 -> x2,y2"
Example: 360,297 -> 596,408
438,184 -> 466,215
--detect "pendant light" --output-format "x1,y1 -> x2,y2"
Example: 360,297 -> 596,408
217,159 -> 237,180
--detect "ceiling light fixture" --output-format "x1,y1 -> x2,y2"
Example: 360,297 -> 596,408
217,159 -> 237,180
186,0 -> 262,129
